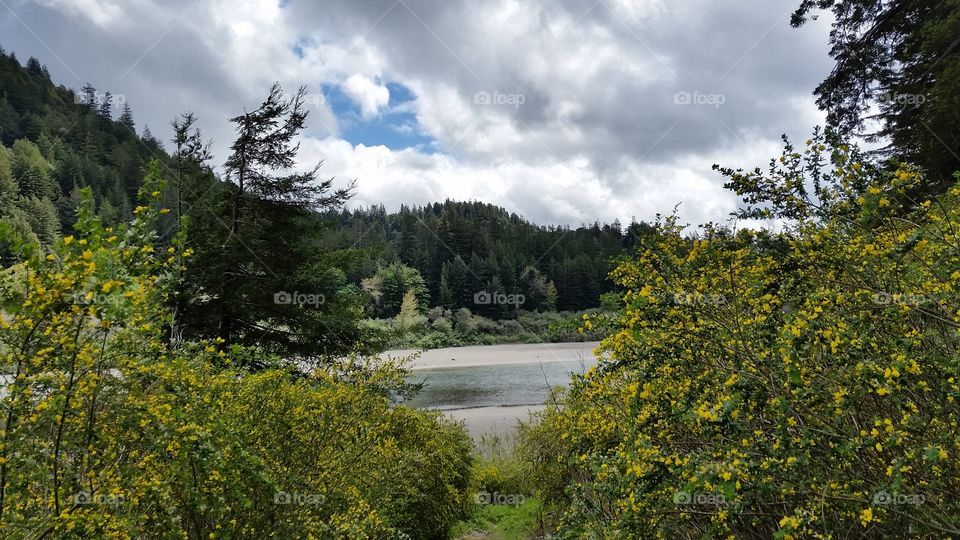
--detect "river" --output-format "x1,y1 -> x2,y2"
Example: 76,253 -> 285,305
384,342 -> 601,441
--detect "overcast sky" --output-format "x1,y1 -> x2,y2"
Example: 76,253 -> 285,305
0,0 -> 833,227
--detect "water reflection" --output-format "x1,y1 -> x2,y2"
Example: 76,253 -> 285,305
406,359 -> 595,410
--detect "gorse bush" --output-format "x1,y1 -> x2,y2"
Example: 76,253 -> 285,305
522,133 -> 960,538
0,162 -> 472,538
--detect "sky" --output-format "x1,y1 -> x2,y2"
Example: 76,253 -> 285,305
0,0 -> 834,227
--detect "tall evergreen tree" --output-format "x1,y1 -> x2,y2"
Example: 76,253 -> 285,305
24,57 -> 42,77
119,103 -> 135,131
200,83 -> 359,359
792,0 -> 960,188
97,91 -> 113,119
170,112 -> 211,223
79,83 -> 96,111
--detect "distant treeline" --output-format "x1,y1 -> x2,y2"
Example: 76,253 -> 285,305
320,202 -> 653,315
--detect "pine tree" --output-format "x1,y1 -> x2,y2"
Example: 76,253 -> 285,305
19,195 -> 59,245
396,290 -> 425,330
792,0 -> 960,188
170,112 -> 211,223
0,145 -> 17,214
97,92 -> 113,119
439,264 -> 453,309
25,57 -> 42,77
80,83 -> 96,111
188,83 -> 361,359
10,139 -> 53,199
119,104 -> 135,131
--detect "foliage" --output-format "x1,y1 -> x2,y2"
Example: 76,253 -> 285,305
0,164 -> 473,538
365,307 -> 611,350
177,83 -> 365,360
0,48 -> 160,233
322,201 -> 652,315
791,0 -> 960,187
368,261 -> 430,317
450,497 -> 543,540
522,137 -> 960,537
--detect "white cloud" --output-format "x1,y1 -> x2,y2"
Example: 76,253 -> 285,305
28,0 -> 125,27
2,0 -> 834,228
342,74 -> 390,119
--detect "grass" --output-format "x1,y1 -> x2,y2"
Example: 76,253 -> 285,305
450,497 -> 543,540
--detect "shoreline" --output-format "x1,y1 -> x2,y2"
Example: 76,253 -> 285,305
382,341 -> 602,371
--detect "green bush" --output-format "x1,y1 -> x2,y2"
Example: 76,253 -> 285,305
0,174 -> 473,538
521,138 -> 960,537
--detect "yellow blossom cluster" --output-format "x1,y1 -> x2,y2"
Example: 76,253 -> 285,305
521,137 -> 960,538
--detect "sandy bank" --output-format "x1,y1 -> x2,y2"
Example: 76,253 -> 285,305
382,341 -> 602,371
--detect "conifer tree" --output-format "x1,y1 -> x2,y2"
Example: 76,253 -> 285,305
80,83 -> 96,111
97,92 -> 113,119
191,83 -> 360,359
119,103 -> 135,131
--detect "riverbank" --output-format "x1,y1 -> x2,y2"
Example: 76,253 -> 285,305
383,341 -> 602,370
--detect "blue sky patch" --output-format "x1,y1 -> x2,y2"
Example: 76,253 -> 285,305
321,80 -> 437,152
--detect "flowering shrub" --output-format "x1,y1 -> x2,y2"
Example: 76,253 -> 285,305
0,162 -> 472,538
523,134 -> 960,538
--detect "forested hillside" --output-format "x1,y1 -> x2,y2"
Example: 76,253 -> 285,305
323,202 -> 649,314
0,47 -> 162,242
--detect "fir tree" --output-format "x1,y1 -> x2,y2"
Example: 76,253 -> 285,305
119,103 -> 135,131
80,83 -> 96,111
97,92 -> 113,119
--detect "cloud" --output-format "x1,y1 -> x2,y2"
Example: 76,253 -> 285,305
342,74 -> 390,119
0,0 -> 835,227
28,0 -> 125,27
